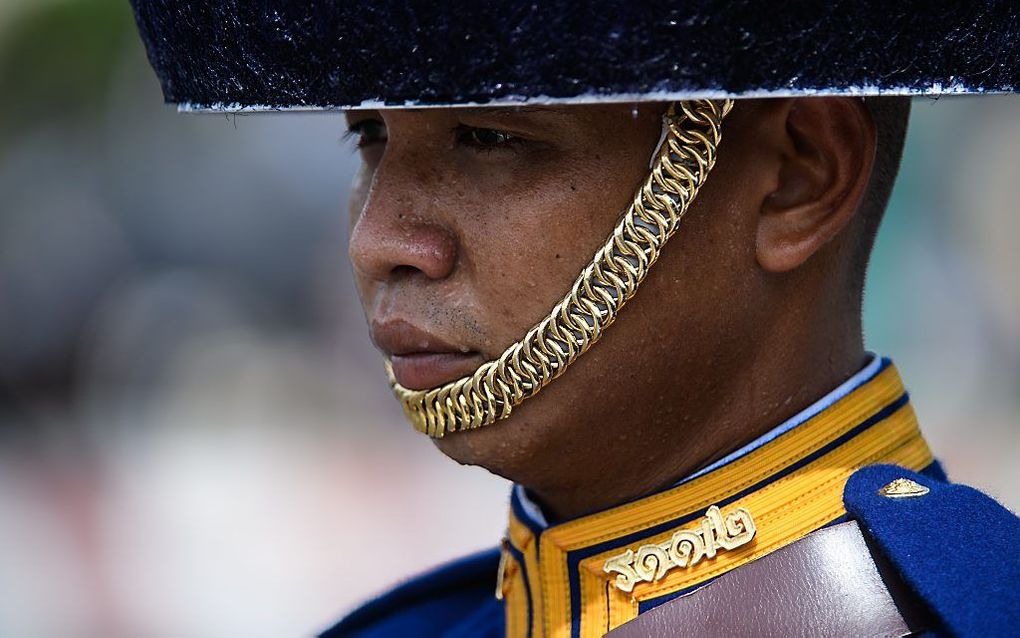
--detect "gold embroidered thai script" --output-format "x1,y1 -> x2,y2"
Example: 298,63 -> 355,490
602,505 -> 756,593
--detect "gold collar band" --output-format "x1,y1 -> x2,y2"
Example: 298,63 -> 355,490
499,361 -> 933,638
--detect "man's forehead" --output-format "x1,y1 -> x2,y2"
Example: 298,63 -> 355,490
426,106 -> 553,115
348,105 -> 565,116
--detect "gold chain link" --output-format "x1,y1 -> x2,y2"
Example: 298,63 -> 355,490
386,99 -> 732,437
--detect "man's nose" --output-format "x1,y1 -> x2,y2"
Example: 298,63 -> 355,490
348,187 -> 459,282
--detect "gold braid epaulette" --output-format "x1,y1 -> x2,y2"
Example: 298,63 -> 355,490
387,99 -> 732,437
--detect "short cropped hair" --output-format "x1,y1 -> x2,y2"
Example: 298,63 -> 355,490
852,96 -> 912,286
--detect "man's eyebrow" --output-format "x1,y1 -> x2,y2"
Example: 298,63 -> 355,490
404,106 -> 566,117
465,106 -> 563,117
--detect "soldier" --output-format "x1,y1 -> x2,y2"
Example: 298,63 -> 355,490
130,2 -> 1020,636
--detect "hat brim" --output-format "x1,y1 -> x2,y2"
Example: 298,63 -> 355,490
131,1 -> 1020,113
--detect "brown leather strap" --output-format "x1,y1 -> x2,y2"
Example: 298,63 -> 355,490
606,520 -> 933,637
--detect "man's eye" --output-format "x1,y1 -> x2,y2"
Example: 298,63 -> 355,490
456,126 -> 520,150
346,119 -> 387,147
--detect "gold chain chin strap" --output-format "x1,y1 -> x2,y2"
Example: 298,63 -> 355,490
386,99 -> 732,438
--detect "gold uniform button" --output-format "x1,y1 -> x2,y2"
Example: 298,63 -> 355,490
878,477 -> 930,499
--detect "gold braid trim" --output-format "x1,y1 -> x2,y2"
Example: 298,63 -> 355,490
386,99 -> 732,437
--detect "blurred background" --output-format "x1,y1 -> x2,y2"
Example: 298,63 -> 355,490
0,1 -> 1018,636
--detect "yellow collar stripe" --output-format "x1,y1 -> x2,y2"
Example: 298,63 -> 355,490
502,362 -> 933,638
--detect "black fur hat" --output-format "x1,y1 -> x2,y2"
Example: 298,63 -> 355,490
130,1 -> 1019,111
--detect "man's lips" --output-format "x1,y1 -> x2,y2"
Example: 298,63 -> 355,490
371,318 -> 485,390
388,352 -> 486,391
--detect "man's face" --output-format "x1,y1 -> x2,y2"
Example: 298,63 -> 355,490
346,103 -> 772,492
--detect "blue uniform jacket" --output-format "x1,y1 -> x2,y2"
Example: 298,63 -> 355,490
322,464 -> 1020,637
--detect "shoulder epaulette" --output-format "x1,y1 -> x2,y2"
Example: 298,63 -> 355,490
845,464 -> 1020,636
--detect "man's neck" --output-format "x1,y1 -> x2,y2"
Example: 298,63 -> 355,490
529,340 -> 868,522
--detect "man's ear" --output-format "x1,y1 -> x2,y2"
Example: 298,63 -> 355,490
756,98 -> 876,273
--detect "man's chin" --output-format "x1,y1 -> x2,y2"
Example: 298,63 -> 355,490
419,361 -> 611,490
430,412 -> 545,482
